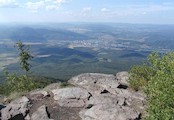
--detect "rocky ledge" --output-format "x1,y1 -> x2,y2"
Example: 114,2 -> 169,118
0,71 -> 146,120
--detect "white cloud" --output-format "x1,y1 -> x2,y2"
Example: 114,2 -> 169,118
44,0 -> 70,11
142,12 -> 147,15
101,8 -> 110,12
25,1 -> 45,12
83,7 -> 91,12
55,0 -> 68,3
45,0 -> 70,4
0,0 -> 19,8
103,4 -> 174,17
46,5 -> 59,11
45,0 -> 52,2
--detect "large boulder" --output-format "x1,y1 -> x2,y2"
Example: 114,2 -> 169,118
52,87 -> 91,107
1,96 -> 30,120
31,105 -> 53,120
68,73 -> 119,95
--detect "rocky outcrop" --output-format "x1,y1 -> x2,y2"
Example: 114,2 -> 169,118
1,96 -> 30,120
0,71 -> 146,120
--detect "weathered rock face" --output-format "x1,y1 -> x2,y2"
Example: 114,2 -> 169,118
1,96 -> 30,120
0,71 -> 146,120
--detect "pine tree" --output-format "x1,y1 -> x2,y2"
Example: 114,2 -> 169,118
16,41 -> 33,79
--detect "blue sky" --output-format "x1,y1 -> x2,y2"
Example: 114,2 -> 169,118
0,0 -> 174,24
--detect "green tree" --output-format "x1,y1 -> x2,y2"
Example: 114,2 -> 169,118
129,51 -> 174,120
0,41 -> 54,96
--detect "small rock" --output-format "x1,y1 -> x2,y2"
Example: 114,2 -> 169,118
30,89 -> 49,97
29,89 -> 49,100
116,71 -> 129,86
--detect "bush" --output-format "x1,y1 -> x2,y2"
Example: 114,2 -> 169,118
129,51 -> 174,120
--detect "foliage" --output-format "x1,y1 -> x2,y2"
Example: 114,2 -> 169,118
129,64 -> 155,91
129,51 -> 174,119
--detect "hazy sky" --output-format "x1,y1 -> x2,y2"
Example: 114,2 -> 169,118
0,0 -> 174,24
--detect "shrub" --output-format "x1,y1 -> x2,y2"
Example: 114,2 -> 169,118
129,51 -> 174,119
0,72 -> 38,95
